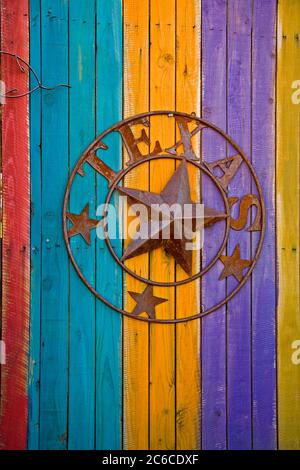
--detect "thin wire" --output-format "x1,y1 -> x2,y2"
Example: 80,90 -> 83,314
0,50 -> 70,98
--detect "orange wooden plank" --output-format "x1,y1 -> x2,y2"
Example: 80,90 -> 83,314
149,0 -> 176,450
175,0 -> 201,450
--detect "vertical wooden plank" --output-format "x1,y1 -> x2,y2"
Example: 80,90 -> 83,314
149,0 -> 176,450
277,0 -> 300,450
252,0 -> 276,450
68,0 -> 96,450
227,0 -> 252,450
123,0 -> 149,450
201,0 -> 227,450
39,0 -> 69,449
175,0 -> 201,450
95,0 -> 122,449
28,0 -> 42,450
0,0 -> 30,450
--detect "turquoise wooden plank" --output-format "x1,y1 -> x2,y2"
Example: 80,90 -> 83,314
68,0 -> 96,450
95,0 -> 123,449
28,0 -> 41,450
39,0 -> 69,449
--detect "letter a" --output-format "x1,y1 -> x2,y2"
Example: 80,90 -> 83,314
206,154 -> 243,191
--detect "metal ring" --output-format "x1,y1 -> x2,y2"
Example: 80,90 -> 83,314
62,111 -> 265,324
103,154 -> 230,287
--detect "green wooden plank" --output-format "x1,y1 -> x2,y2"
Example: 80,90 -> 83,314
28,0 -> 41,450
95,0 -> 123,449
68,0 -> 96,450
39,0 -> 69,449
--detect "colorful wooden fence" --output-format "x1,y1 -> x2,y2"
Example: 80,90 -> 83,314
0,0 -> 300,450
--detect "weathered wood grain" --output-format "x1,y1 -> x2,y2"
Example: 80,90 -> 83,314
149,0 -> 176,450
252,0 -> 276,450
201,0 -> 227,450
175,0 -> 201,450
227,0 -> 252,449
0,0 -> 30,450
95,0 -> 123,449
22,0 -> 285,450
39,0 -> 69,449
68,0 -> 96,450
123,0 -> 150,450
277,0 -> 300,450
28,0 -> 42,450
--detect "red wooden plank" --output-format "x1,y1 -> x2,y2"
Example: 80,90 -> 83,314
0,0 -> 30,450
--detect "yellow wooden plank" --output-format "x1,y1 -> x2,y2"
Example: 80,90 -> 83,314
149,0 -> 176,450
277,0 -> 300,450
175,0 -> 201,450
123,0 -> 149,450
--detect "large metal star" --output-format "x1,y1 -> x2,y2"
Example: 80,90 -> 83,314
118,160 -> 227,274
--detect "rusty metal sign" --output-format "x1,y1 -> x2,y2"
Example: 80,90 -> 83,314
63,111 -> 265,323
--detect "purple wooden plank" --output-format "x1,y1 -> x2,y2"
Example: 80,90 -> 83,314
227,0 -> 252,450
201,0 -> 227,450
252,0 -> 277,450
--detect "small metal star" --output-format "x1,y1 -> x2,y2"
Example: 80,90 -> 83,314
66,203 -> 99,245
128,285 -> 168,319
219,243 -> 251,282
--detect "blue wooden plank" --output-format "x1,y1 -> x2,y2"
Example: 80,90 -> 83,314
28,0 -> 42,450
95,0 -> 123,450
68,0 -> 96,450
39,0 -> 69,449
227,0 -> 252,449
